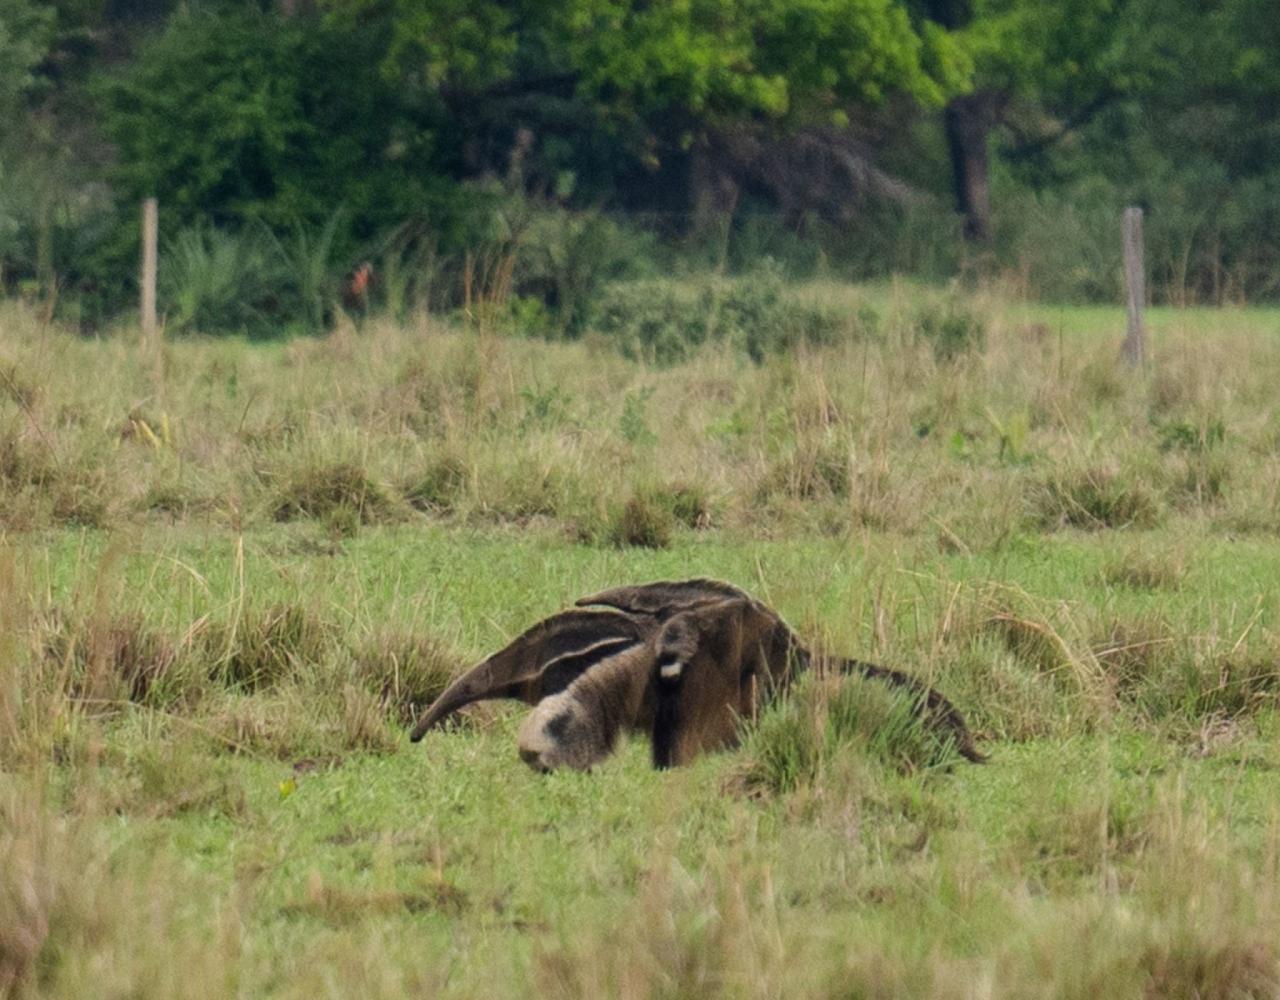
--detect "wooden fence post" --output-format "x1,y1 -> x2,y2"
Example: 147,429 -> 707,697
1120,206 -> 1146,367
140,197 -> 158,344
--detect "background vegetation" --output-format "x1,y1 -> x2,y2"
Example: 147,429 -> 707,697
2,0 -> 1279,334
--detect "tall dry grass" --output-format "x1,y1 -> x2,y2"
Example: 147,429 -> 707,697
3,286 -> 1279,545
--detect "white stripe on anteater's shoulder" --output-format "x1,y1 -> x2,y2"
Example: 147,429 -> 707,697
538,636 -> 639,678
408,608 -> 646,740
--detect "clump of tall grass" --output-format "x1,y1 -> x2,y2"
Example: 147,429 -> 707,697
349,627 -> 463,726
911,295 -> 986,361
1099,543 -> 1188,591
1031,463 -> 1163,530
1128,634 -> 1280,723
607,493 -> 675,549
602,481 -> 713,548
202,602 -> 338,692
37,607 -> 180,705
536,850 -> 797,999
757,437 -> 851,502
403,453 -> 470,513
471,453 -> 586,524
740,673 -> 966,796
0,786 -> 243,997
199,682 -> 398,759
270,461 -> 401,525
0,426 -> 117,530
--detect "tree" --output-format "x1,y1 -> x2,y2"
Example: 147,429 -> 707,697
912,0 -> 1130,242
323,0 -> 970,218
100,8 -> 454,237
0,0 -> 53,113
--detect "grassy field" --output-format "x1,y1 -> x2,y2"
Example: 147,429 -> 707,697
3,282 -> 1280,998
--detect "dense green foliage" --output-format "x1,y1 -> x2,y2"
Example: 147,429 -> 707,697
1,0 -> 1278,330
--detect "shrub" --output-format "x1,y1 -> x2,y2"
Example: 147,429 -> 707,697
590,265 -> 852,366
271,462 -> 399,524
741,674 -> 965,795
1032,465 -> 1162,530
160,224 -> 281,337
590,280 -> 708,365
716,259 -> 848,361
518,208 -> 652,335
913,296 -> 986,361
607,493 -> 675,549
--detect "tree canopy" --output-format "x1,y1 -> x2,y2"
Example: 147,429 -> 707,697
2,0 -> 1278,321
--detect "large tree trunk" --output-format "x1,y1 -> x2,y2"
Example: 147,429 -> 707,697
944,92 -> 994,244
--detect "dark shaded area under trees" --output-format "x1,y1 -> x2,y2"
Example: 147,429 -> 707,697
1,0 -> 1277,334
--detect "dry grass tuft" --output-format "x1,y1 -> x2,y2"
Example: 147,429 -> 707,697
1032,464 -> 1162,530
272,462 -> 401,524
0,784 -> 242,997
403,453 -> 471,513
608,493 -> 675,549
1092,615 -> 1176,695
1140,939 -> 1278,998
282,870 -> 468,924
758,438 -> 851,502
37,608 -> 180,704
1100,544 -> 1188,591
350,628 -> 464,726
203,603 -> 338,691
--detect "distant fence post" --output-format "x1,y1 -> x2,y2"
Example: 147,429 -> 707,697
1121,206 -> 1145,367
140,197 -> 158,344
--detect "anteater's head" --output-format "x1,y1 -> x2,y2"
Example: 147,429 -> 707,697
515,642 -> 651,772
516,691 -> 598,772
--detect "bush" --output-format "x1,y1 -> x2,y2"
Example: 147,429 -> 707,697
590,280 -> 708,365
913,295 -> 986,361
742,674 -> 965,795
518,208 -> 652,335
271,463 -> 399,524
101,8 -> 450,242
160,225 -> 281,337
1032,465 -> 1162,530
589,264 -> 855,366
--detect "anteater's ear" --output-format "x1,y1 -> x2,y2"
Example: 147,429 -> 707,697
576,578 -> 752,618
409,608 -> 649,741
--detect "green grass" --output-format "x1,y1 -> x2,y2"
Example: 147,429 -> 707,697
4,288 -> 1280,997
